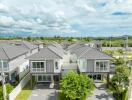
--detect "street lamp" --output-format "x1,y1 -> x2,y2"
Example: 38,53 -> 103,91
1,59 -> 7,100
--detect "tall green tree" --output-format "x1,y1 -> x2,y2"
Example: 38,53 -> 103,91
111,65 -> 130,100
60,71 -> 94,100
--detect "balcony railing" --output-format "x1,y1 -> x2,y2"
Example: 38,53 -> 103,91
0,67 -> 9,72
95,67 -> 109,72
31,68 -> 46,72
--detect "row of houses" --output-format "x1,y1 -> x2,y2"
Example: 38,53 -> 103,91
28,42 -> 113,84
0,40 -> 113,85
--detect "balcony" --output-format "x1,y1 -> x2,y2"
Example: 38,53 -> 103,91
0,67 -> 9,72
31,68 -> 46,72
95,67 -> 109,72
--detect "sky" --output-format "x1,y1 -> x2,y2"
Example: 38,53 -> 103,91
0,0 -> 132,37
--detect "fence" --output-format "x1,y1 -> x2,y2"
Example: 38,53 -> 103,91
9,73 -> 30,100
19,68 -> 30,81
128,71 -> 132,100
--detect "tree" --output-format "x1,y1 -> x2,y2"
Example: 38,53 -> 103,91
104,50 -> 114,56
26,37 -> 32,41
114,58 -> 125,65
111,65 -> 130,100
60,71 -> 94,100
117,49 -> 123,54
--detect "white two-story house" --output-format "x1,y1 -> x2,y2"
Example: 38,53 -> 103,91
28,43 -> 68,83
0,40 -> 41,83
67,43 -> 113,82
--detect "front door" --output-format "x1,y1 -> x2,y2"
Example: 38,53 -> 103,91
93,74 -> 101,80
53,75 -> 59,83
89,74 -> 102,81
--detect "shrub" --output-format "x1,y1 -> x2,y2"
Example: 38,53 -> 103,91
110,65 -> 130,100
60,71 -> 94,100
0,83 -> 14,100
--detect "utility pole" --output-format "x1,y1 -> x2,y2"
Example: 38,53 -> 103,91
126,36 -> 128,50
109,36 -> 112,48
1,59 -> 7,100
124,36 -> 128,65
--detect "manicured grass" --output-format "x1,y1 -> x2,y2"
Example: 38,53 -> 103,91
15,82 -> 32,100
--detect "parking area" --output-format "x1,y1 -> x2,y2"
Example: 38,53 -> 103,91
28,83 -> 58,100
28,83 -> 115,100
87,83 -> 115,100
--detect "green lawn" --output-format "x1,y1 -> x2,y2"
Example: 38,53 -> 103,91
15,82 -> 32,100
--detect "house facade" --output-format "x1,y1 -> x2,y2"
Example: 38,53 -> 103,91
0,40 -> 41,83
27,42 -> 113,84
28,43 -> 68,83
67,44 -> 113,81
0,40 -> 113,84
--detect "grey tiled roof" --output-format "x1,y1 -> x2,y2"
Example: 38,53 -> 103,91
22,41 -> 38,50
71,46 -> 113,59
6,41 -> 38,50
0,48 -> 9,60
48,46 -> 65,58
27,47 -> 63,60
0,45 -> 28,60
67,42 -> 85,52
0,41 -> 38,60
0,42 -> 11,48
32,40 -> 43,45
48,42 -> 67,54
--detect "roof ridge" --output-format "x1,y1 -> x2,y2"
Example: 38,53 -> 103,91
2,47 -> 10,60
47,47 -> 63,59
22,41 -> 30,49
91,47 -> 113,58
78,46 -> 91,58
80,47 -> 113,59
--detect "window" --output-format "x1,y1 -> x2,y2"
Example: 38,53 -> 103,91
104,62 -> 108,70
32,62 -> 36,68
47,75 -> 51,81
55,61 -> 58,69
96,61 -> 108,71
37,75 -> 51,82
41,62 -> 44,68
0,61 -> 1,69
38,75 -> 42,81
32,62 -> 45,68
43,75 -> 46,81
32,62 -> 45,72
37,62 -> 40,68
100,62 -> 104,70
3,61 -> 8,68
96,62 -> 100,71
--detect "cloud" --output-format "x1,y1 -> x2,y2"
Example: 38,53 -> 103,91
0,0 -> 132,36
0,3 -> 9,12
17,20 -> 33,28
83,4 -> 96,12
112,11 -> 131,16
0,16 -> 15,26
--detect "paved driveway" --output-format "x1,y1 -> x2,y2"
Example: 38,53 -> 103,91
87,83 -> 115,100
28,83 -> 115,100
28,83 -> 58,100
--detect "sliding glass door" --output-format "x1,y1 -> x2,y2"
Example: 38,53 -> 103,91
37,75 -> 51,82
